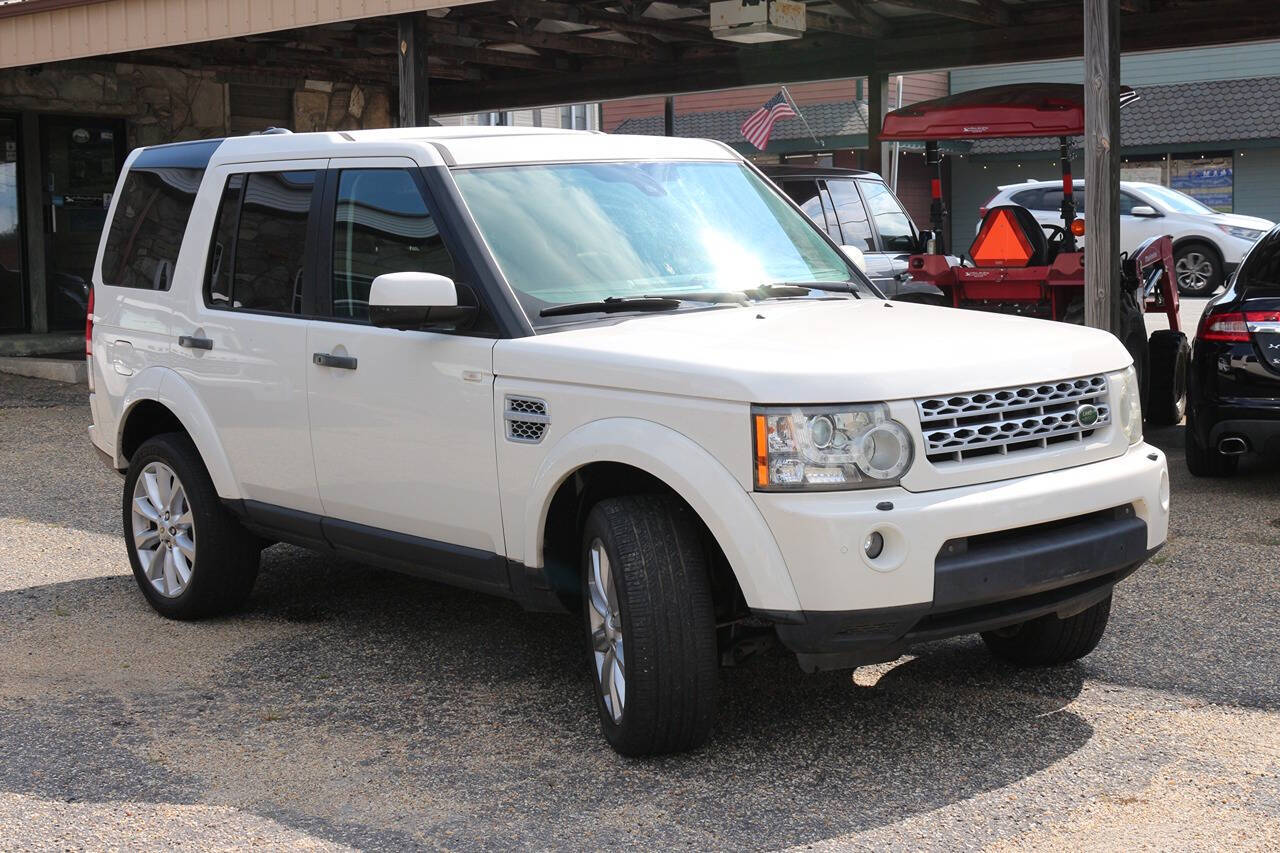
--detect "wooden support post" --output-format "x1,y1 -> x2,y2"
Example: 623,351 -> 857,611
865,72 -> 889,177
20,112 -> 46,334
398,14 -> 429,128
664,96 -> 675,137
1084,0 -> 1121,333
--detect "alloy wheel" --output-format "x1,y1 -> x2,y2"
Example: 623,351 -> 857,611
131,461 -> 196,598
587,538 -> 626,723
1175,251 -> 1214,292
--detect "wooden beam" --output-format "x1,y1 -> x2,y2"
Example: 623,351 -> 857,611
427,17 -> 663,61
876,0 -> 1011,27
486,1 -> 716,42
822,1 -> 891,38
19,112 -> 47,334
1084,0 -> 1121,334
866,71 -> 889,177
806,10 -> 880,39
664,95 -> 675,137
398,13 -> 429,127
1118,0 -> 1150,11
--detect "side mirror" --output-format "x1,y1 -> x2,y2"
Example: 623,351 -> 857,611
840,245 -> 868,273
369,272 -> 476,331
1129,205 -> 1161,218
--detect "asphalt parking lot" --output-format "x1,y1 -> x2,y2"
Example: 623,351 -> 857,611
1,315 -> 1278,850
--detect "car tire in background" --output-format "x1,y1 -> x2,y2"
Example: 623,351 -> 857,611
1146,330 -> 1191,426
581,494 -> 718,756
123,433 -> 262,619
1174,242 -> 1222,296
1184,405 -> 1240,478
981,594 -> 1112,665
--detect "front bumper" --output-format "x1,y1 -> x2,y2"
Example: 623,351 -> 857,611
750,442 -> 1169,665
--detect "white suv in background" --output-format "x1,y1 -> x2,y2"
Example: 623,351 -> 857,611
88,127 -> 1168,756
983,179 -> 1273,296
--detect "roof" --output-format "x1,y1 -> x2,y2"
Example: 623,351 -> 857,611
132,126 -> 741,170
613,100 -> 870,150
969,75 -> 1280,155
758,165 -> 878,179
880,83 -> 1137,141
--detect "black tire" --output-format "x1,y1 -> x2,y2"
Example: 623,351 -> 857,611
123,432 -> 261,619
981,594 -> 1112,665
580,495 -> 718,756
1146,330 -> 1190,426
1184,405 -> 1239,478
1122,316 -> 1151,418
1174,242 -> 1222,297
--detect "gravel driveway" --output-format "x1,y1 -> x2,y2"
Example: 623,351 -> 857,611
1,371 -> 1277,851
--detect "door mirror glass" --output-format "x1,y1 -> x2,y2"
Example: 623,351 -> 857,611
840,245 -> 868,273
1129,205 -> 1160,218
369,272 -> 475,331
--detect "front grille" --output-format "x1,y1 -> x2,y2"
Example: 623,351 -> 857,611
504,395 -> 549,444
917,374 -> 1109,464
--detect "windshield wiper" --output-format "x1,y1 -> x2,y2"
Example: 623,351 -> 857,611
761,281 -> 862,295
540,296 -> 682,318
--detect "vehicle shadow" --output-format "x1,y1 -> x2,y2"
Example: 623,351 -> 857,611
0,547 -> 1092,850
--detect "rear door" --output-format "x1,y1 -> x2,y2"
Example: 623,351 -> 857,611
822,178 -> 899,294
855,179 -> 919,297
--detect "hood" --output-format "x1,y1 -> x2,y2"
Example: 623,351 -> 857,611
1209,212 -> 1274,231
494,300 -> 1132,403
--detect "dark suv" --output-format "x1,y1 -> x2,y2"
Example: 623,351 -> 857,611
1185,225 -> 1280,476
762,166 -> 945,304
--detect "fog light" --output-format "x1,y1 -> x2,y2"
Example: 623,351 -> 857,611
864,531 -> 885,560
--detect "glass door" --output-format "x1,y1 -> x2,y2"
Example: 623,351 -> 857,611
40,116 -> 124,330
0,117 -> 23,333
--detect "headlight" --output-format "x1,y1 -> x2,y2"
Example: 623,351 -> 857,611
752,403 -> 914,491
1110,366 -> 1143,446
1218,224 -> 1264,242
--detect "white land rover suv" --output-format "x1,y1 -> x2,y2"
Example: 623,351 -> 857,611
88,128 -> 1169,756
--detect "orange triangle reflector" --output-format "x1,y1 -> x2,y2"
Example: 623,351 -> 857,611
971,208 -> 1035,267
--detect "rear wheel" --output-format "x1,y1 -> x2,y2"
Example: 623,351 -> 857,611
581,495 -> 718,756
1146,330 -> 1191,426
1174,243 -> 1222,296
981,595 -> 1112,665
1184,406 -> 1239,477
124,433 -> 261,619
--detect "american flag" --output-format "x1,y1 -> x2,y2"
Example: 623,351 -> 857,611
740,89 -> 797,151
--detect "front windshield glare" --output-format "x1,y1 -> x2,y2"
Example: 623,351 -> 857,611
1143,185 -> 1215,215
451,161 -> 865,319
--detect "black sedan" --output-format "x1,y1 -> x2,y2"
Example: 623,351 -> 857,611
1186,226 -> 1280,476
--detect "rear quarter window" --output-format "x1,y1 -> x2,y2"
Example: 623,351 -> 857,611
101,167 -> 203,290
1237,228 -> 1280,292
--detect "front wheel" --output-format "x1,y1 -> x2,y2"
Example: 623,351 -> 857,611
581,495 -> 718,756
981,595 -> 1111,665
1175,243 -> 1222,296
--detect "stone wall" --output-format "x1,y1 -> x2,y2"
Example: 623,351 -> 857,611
0,61 -> 395,146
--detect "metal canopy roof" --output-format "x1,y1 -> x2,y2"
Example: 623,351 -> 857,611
2,2 -> 1279,114
879,83 -> 1137,140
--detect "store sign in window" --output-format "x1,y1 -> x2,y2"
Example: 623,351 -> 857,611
1171,155 -> 1233,212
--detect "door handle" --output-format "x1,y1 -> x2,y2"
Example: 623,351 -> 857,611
178,335 -> 213,350
313,352 -> 357,370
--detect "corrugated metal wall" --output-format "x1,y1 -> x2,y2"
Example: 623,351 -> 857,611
0,0 -> 487,69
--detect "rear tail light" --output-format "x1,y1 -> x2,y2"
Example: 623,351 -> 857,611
1197,310 -> 1280,342
85,287 -> 94,357
978,194 -> 1000,220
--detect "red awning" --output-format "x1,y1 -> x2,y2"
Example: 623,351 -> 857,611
879,83 -> 1137,141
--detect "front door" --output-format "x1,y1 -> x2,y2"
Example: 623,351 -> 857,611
41,116 -> 124,330
0,117 -> 23,332
305,160 -> 505,575
823,178 -> 901,294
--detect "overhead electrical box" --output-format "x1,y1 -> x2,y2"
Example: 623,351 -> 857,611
709,0 -> 807,44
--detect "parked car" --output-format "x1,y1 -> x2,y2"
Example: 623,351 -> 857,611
982,179 -> 1274,297
763,165 -> 948,304
1185,224 -> 1280,476
88,128 -> 1169,756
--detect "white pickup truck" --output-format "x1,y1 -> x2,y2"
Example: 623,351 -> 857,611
87,127 -> 1168,755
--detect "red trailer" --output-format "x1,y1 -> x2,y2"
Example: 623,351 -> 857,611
880,83 -> 1189,425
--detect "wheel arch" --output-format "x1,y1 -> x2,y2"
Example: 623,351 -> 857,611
116,368 -> 241,500
523,418 -> 801,614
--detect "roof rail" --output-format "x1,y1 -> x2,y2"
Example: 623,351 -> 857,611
252,127 -> 293,136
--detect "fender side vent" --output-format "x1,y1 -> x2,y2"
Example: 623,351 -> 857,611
504,395 -> 549,444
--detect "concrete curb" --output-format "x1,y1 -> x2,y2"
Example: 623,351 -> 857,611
0,356 -> 87,384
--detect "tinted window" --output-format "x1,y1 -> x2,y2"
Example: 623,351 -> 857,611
860,180 -> 916,252
824,179 -> 876,252
779,179 -> 841,242
206,170 -> 314,313
1011,189 -> 1046,209
1119,192 -> 1140,215
1237,228 -> 1280,293
332,169 -> 455,321
101,167 -> 203,290
1040,186 -> 1085,213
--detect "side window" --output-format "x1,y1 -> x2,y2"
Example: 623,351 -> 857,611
859,180 -> 916,253
205,170 -> 315,313
332,169 -> 456,322
1119,192 -> 1139,215
779,179 -> 841,243
101,167 -> 204,290
824,179 -> 876,252
1011,189 -> 1047,210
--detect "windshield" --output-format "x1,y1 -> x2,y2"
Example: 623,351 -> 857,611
1141,185 -> 1216,215
451,160 -> 869,323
